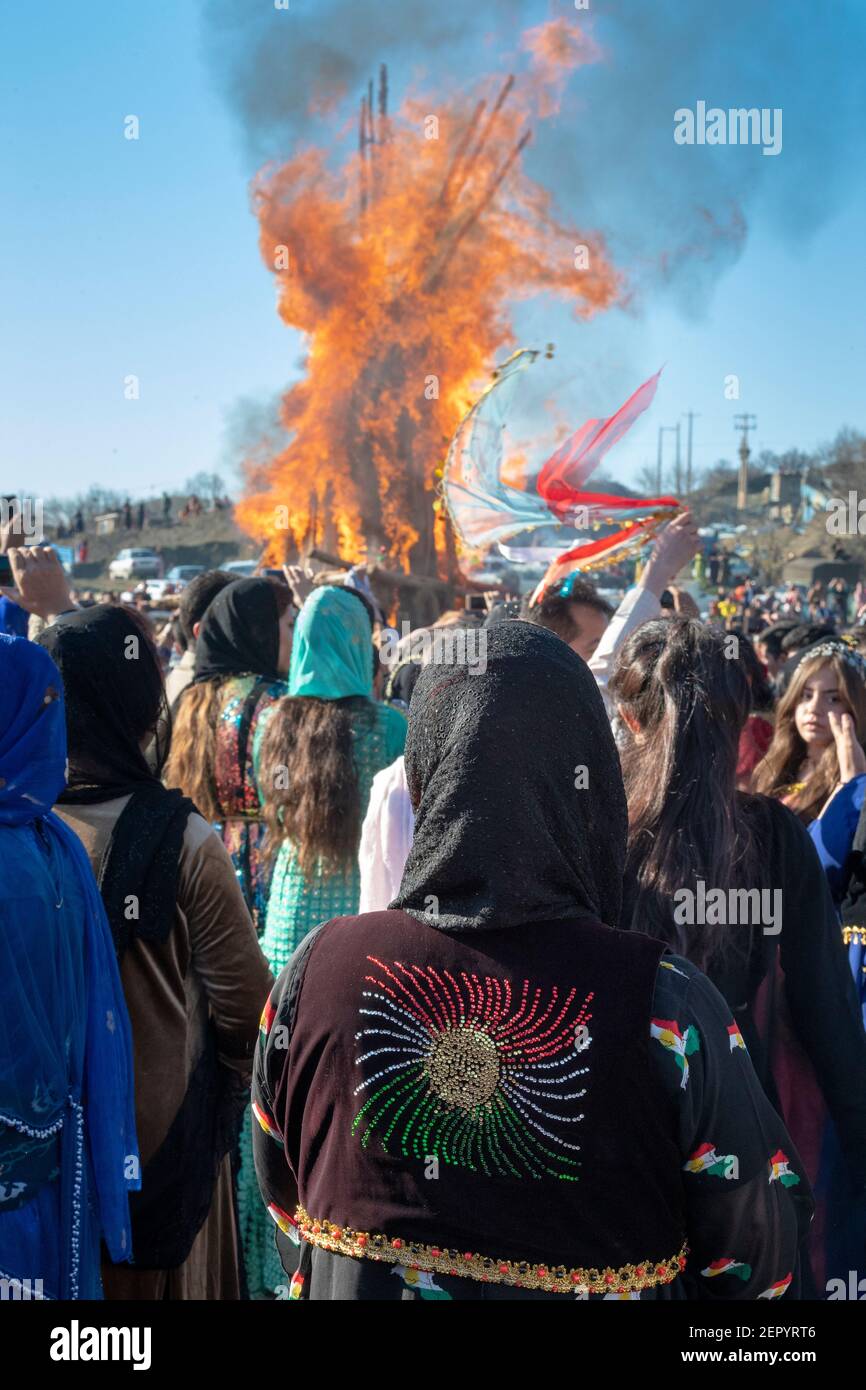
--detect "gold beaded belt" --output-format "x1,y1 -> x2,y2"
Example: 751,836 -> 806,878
843,924 -> 866,946
294,1207 -> 688,1295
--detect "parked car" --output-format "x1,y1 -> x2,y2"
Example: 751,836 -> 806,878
222,560 -> 258,578
220,560 -> 289,586
108,547 -> 164,580
165,564 -> 204,586
144,564 -> 206,599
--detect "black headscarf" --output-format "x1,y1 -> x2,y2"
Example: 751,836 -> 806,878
392,619 -> 627,932
38,605 -> 196,957
192,577 -> 281,685
38,605 -> 170,803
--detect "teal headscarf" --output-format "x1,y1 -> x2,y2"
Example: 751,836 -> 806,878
288,586 -> 374,700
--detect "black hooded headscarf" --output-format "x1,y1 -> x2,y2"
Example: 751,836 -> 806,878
38,604 -> 195,957
38,604 -> 171,802
192,577 -> 282,685
391,619 -> 627,932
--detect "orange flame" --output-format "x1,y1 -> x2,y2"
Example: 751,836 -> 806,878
236,49 -> 622,577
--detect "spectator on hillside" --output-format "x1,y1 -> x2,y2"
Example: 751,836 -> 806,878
123,500 -> 132,529
137,502 -> 145,531
74,508 -> 84,533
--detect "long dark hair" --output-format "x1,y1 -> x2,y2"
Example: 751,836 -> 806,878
164,580 -> 292,818
609,618 -> 766,967
257,696 -> 365,881
38,604 -> 170,799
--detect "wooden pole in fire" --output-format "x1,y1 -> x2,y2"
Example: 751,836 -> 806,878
437,98 -> 487,206
305,547 -> 450,593
359,95 -> 368,218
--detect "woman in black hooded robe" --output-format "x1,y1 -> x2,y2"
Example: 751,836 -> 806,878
252,621 -> 811,1300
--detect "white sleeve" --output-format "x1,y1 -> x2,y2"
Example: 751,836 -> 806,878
358,756 -> 415,913
588,586 -> 661,717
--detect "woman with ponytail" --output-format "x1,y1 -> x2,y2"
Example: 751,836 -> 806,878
609,618 -> 866,1294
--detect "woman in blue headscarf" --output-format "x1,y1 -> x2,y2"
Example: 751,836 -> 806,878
237,585 -> 406,1297
0,633 -> 139,1299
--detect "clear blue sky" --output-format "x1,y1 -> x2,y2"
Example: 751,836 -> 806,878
2,1 -> 865,503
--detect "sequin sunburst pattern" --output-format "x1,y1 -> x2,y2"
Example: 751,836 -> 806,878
351,956 -> 595,1181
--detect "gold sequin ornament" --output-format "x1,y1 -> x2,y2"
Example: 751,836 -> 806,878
426,1026 -> 500,1110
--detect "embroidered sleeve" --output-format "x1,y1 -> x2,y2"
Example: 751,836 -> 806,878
651,956 -> 813,1299
251,920 -> 330,1245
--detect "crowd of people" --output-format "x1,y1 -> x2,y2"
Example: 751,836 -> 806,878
705,570 -> 864,633
1,507 -> 866,1303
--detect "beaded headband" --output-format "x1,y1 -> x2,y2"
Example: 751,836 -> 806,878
801,640 -> 866,682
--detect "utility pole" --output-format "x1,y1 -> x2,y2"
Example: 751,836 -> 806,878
682,411 -> 699,494
674,422 -> 682,493
656,426 -> 665,493
658,425 -> 677,493
734,414 -> 757,511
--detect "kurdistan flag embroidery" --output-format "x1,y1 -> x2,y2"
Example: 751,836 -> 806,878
768,1150 -> 800,1187
260,994 -> 276,1041
352,956 -> 595,1180
267,1202 -> 300,1244
758,1273 -> 793,1299
701,1258 -> 752,1282
683,1142 -> 736,1177
251,1099 -> 281,1143
650,1018 -> 700,1089
727,1022 -> 746,1051
393,1267 -> 452,1300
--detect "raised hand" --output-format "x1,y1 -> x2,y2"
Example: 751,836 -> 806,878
828,708 -> 866,786
640,511 -> 701,598
282,564 -> 316,610
0,546 -> 75,624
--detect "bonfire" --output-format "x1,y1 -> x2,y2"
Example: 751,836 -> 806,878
235,20 -> 623,591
